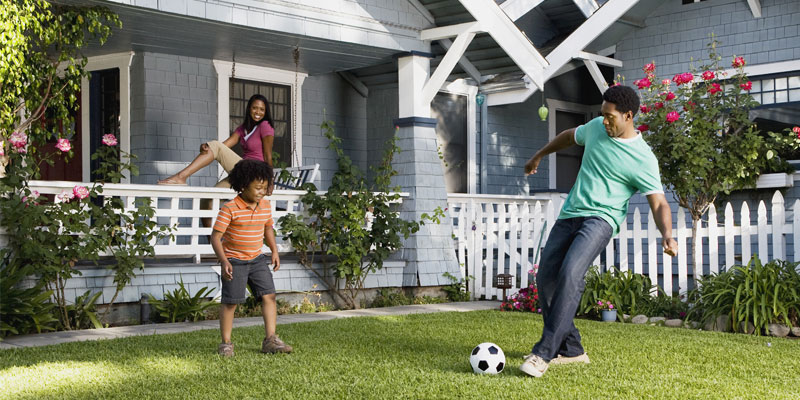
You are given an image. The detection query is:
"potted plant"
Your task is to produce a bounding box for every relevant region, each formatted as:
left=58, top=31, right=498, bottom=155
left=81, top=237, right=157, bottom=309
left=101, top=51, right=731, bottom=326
left=595, top=300, right=617, bottom=322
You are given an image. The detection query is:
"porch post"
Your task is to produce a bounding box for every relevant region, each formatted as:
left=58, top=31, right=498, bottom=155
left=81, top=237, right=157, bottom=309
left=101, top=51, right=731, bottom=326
left=393, top=52, right=461, bottom=287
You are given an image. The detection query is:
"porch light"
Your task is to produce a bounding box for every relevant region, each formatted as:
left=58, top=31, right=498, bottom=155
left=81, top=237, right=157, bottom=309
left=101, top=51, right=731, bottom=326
left=475, top=92, right=486, bottom=106
left=538, top=87, right=548, bottom=121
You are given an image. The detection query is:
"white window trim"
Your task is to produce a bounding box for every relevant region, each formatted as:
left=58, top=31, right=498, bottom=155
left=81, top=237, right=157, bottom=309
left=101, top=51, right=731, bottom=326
left=440, top=79, right=478, bottom=194
left=212, top=60, right=307, bottom=176
left=80, top=52, right=134, bottom=183
left=545, top=99, right=597, bottom=190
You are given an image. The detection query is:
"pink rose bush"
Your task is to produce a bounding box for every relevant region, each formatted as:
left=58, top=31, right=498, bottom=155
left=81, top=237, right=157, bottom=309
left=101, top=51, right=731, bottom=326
left=73, top=185, right=90, bottom=200
left=9, top=131, right=28, bottom=153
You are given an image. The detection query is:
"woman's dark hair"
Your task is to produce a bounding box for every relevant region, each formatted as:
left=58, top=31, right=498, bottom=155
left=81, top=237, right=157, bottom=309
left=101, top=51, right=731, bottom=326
left=243, top=94, right=275, bottom=131
left=602, top=85, right=640, bottom=116
left=228, top=159, right=273, bottom=193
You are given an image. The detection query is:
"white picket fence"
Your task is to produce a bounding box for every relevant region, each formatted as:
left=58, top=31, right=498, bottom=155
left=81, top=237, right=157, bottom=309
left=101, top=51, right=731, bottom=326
left=449, top=190, right=799, bottom=300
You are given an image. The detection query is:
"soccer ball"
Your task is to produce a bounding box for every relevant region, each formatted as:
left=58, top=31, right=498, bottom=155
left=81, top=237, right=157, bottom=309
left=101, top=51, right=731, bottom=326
left=469, top=342, right=505, bottom=374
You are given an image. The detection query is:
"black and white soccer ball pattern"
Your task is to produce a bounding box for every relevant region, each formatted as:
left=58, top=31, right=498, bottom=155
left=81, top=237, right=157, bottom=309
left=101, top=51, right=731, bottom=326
left=469, top=342, right=505, bottom=374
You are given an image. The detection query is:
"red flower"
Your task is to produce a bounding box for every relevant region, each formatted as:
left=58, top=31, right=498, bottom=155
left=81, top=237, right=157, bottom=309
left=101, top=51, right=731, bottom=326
left=638, top=124, right=649, bottom=132
left=732, top=56, right=746, bottom=68
left=640, top=105, right=650, bottom=113
left=740, top=81, right=752, bottom=91
left=673, top=72, right=694, bottom=85
left=794, top=126, right=800, bottom=139
left=666, top=111, right=680, bottom=123
left=702, top=70, right=715, bottom=81
left=662, top=79, right=672, bottom=86
left=643, top=63, right=656, bottom=73
left=664, top=92, right=676, bottom=101
left=654, top=102, right=664, bottom=109
left=634, top=78, right=651, bottom=89
left=708, top=83, right=722, bottom=94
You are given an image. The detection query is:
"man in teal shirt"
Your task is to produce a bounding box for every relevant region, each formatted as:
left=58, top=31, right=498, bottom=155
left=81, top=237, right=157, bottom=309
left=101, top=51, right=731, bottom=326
left=520, top=85, right=678, bottom=378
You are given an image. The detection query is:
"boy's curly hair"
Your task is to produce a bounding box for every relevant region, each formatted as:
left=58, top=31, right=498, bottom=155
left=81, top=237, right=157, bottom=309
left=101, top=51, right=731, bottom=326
left=228, top=159, right=273, bottom=193
left=602, top=85, right=640, bottom=116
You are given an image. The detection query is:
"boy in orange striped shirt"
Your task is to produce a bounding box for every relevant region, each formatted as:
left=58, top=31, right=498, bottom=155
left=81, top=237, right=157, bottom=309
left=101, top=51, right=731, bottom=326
left=211, top=159, right=292, bottom=356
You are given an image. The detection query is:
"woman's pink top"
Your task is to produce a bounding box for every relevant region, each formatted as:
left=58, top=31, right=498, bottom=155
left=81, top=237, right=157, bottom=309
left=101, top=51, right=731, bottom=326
left=234, top=122, right=274, bottom=162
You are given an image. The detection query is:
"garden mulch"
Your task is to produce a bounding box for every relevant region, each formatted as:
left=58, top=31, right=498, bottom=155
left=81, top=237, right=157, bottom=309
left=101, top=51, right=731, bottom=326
left=0, top=301, right=499, bottom=350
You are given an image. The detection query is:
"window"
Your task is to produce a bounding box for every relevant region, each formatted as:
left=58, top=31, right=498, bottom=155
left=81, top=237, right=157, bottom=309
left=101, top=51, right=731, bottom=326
left=89, top=68, right=121, bottom=181
left=229, top=79, right=291, bottom=165
left=746, top=74, right=800, bottom=106
left=213, top=60, right=306, bottom=169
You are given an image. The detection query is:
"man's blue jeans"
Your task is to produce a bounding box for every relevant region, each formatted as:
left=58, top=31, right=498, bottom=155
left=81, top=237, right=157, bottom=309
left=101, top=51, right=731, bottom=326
left=531, top=216, right=613, bottom=361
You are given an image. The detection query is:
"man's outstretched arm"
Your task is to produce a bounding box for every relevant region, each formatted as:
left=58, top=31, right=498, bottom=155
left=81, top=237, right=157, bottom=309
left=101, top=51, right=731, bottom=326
left=647, top=193, right=678, bottom=256
left=524, top=128, right=577, bottom=175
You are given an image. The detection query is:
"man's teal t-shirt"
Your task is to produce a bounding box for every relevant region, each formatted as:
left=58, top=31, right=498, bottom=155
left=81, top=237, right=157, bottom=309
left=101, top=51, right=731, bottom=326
left=559, top=116, right=664, bottom=235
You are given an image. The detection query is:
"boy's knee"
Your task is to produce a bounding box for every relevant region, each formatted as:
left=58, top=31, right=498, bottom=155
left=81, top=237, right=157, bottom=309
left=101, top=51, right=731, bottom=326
left=262, top=293, right=276, bottom=303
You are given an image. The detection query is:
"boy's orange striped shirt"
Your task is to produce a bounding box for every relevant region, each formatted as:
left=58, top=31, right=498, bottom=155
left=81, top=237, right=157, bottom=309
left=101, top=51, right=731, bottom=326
left=213, top=196, right=273, bottom=260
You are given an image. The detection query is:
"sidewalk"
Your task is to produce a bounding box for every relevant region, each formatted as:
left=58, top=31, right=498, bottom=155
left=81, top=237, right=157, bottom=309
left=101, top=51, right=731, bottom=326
left=0, top=301, right=499, bottom=349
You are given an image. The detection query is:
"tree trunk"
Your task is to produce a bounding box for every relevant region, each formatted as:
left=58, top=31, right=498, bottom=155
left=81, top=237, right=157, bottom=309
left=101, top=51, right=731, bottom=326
left=691, top=216, right=702, bottom=291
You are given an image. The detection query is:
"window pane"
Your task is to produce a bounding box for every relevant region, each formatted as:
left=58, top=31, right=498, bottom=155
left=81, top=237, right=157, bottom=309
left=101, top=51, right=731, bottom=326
left=762, top=92, right=774, bottom=104
left=790, top=89, right=800, bottom=102
left=775, top=78, right=788, bottom=90
left=751, top=80, right=761, bottom=92
left=763, top=79, right=774, bottom=91
left=776, top=90, right=788, bottom=103
left=789, top=76, right=800, bottom=89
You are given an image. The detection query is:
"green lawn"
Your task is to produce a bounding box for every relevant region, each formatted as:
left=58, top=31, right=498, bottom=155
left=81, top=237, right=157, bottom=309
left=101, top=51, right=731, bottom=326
left=2, top=310, right=799, bottom=399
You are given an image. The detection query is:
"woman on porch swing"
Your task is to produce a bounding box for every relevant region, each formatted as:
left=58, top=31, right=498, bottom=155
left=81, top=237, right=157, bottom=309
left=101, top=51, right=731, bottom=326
left=158, top=93, right=275, bottom=195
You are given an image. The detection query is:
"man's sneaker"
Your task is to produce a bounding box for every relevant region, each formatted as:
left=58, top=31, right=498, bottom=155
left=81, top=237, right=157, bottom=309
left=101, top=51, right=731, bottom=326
left=218, top=342, right=234, bottom=357
left=262, top=334, right=293, bottom=354
left=550, top=353, right=590, bottom=365
left=519, top=353, right=549, bottom=377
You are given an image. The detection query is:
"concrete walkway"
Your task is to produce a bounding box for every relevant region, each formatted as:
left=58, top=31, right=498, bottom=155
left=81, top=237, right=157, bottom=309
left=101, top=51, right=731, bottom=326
left=0, top=301, right=499, bottom=349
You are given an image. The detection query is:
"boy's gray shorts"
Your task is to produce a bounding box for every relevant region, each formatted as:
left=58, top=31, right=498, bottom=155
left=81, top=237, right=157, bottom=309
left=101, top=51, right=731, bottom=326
left=221, top=254, right=276, bottom=304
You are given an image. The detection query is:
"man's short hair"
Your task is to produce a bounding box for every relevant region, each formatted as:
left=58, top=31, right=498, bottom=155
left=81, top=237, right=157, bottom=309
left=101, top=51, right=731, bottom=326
left=228, top=159, right=273, bottom=193
left=602, top=85, right=640, bottom=116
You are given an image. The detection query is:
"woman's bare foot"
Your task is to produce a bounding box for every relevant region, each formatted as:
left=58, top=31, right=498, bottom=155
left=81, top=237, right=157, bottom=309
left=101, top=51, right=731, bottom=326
left=157, top=176, right=188, bottom=185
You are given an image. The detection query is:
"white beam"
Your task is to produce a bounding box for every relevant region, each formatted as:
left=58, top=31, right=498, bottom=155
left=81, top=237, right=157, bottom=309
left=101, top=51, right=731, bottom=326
left=423, top=29, right=476, bottom=106
left=572, top=0, right=599, bottom=18
left=500, top=0, right=545, bottom=21
left=407, top=0, right=436, bottom=26
left=337, top=71, right=368, bottom=98
left=577, top=51, right=622, bottom=67
left=420, top=22, right=482, bottom=41
left=439, top=39, right=482, bottom=82
left=746, top=0, right=762, bottom=18
left=544, top=0, right=639, bottom=80
left=459, top=0, right=548, bottom=89
left=583, top=59, right=608, bottom=94
left=596, top=45, right=617, bottom=57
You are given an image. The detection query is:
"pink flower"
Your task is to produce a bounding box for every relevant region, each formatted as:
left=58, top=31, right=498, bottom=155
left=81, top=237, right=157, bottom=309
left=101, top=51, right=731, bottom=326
left=640, top=105, right=650, bottom=114
left=597, top=301, right=603, bottom=305
left=612, top=82, right=622, bottom=87
left=794, top=126, right=800, bottom=139
left=708, top=82, right=722, bottom=94
left=638, top=124, right=649, bottom=132
left=537, top=308, right=542, bottom=313
left=634, top=78, right=651, bottom=89
left=702, top=70, right=715, bottom=81
left=673, top=72, right=694, bottom=85
left=666, top=111, right=680, bottom=123
left=9, top=131, right=27, bottom=149
left=740, top=81, right=752, bottom=91
left=732, top=56, right=746, bottom=68
left=57, top=190, right=75, bottom=203
left=609, top=304, right=614, bottom=309
left=664, top=92, right=676, bottom=101
left=0, top=141, right=4, bottom=157
left=102, top=134, right=118, bottom=146
left=56, top=138, right=71, bottom=153
left=654, top=102, right=664, bottom=110
left=662, top=79, right=672, bottom=86
left=643, top=63, right=656, bottom=73
left=72, top=185, right=90, bottom=200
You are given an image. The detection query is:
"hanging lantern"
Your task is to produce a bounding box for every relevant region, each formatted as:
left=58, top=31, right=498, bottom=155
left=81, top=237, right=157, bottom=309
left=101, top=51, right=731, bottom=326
left=475, top=92, right=486, bottom=106
left=538, top=104, right=549, bottom=121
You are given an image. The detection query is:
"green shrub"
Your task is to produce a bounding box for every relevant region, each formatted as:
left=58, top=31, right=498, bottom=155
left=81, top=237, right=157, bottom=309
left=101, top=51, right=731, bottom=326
left=147, top=278, right=217, bottom=323
left=370, top=288, right=412, bottom=308
left=579, top=266, right=657, bottom=317
left=689, top=256, right=800, bottom=334
left=638, top=292, right=689, bottom=319
left=0, top=253, right=58, bottom=338
left=442, top=272, right=472, bottom=302
left=64, top=290, right=104, bottom=330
